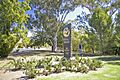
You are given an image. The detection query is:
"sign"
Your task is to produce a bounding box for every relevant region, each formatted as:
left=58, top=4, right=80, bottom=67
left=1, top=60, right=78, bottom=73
left=63, top=23, right=71, bottom=59
left=79, top=43, right=82, bottom=56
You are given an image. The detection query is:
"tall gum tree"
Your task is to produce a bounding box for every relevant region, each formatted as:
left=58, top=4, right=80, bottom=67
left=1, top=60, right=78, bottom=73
left=30, top=0, right=86, bottom=52
left=75, top=0, right=120, bottom=54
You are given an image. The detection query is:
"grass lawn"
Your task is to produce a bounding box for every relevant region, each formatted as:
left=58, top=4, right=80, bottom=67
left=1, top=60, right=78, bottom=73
left=37, top=56, right=120, bottom=80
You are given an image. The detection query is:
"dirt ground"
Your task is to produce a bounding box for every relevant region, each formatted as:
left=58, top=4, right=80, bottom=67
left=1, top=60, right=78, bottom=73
left=0, top=70, right=26, bottom=80
left=0, top=66, right=105, bottom=80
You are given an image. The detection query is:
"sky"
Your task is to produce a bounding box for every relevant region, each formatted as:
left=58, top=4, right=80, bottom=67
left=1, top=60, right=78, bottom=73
left=64, top=6, right=90, bottom=23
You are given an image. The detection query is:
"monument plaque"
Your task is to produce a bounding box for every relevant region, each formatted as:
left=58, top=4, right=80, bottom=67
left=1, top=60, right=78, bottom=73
left=63, top=23, right=71, bottom=59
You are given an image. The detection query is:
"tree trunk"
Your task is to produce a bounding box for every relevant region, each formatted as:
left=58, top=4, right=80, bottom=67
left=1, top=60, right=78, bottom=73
left=52, top=33, right=57, bottom=52
left=91, top=46, right=94, bottom=54
left=99, top=33, right=104, bottom=54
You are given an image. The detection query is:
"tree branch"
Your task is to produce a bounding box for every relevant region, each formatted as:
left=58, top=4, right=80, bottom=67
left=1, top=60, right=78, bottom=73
left=61, top=10, right=69, bottom=22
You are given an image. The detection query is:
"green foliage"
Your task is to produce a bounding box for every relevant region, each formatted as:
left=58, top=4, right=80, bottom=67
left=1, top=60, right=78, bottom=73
left=60, top=55, right=103, bottom=73
left=0, top=34, right=18, bottom=58
left=55, top=56, right=60, bottom=61
left=29, top=0, right=83, bottom=51
left=89, top=8, right=113, bottom=53
left=75, top=0, right=120, bottom=54
left=9, top=58, right=23, bottom=70
left=86, top=58, right=103, bottom=70
left=77, top=64, right=89, bottom=73
left=71, top=30, right=80, bottom=52
left=3, top=57, right=39, bottom=78
left=74, top=55, right=103, bottom=72
left=1, top=57, right=25, bottom=71
left=25, top=67, right=39, bottom=78
left=0, top=0, right=30, bottom=58
left=42, top=70, right=50, bottom=76
left=75, top=54, right=80, bottom=62
left=57, top=31, right=63, bottom=49
left=3, top=56, right=103, bottom=78
left=36, top=59, right=43, bottom=68
left=54, top=62, right=62, bottom=73
left=42, top=57, right=53, bottom=73
left=63, top=60, right=71, bottom=71
left=24, top=60, right=39, bottom=78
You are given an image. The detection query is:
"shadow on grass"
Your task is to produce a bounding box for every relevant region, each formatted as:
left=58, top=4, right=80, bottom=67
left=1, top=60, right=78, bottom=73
left=15, top=76, right=28, bottom=80
left=0, top=57, right=13, bottom=61
left=107, top=61, right=120, bottom=66
left=46, top=53, right=63, bottom=56
left=12, top=50, right=101, bottom=57
left=95, top=56, right=120, bottom=66
left=95, top=56, right=120, bottom=61
left=72, top=53, right=101, bottom=57
left=12, top=50, right=63, bottom=57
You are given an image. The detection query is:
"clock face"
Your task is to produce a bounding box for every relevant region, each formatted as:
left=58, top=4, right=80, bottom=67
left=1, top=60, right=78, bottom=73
left=63, top=27, right=70, bottom=37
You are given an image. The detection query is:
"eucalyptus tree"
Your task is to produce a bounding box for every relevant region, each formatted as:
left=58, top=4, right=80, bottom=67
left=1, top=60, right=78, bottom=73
left=76, top=0, right=120, bottom=54
left=30, top=0, right=86, bottom=52
left=89, top=8, right=113, bottom=53
left=0, top=0, right=30, bottom=58
left=113, top=11, right=120, bottom=54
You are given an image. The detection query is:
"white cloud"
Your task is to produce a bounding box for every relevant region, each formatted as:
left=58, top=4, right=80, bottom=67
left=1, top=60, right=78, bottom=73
left=64, top=6, right=90, bottom=23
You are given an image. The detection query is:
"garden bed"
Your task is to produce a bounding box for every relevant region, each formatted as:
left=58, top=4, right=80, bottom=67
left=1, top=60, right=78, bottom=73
left=0, top=55, right=103, bottom=79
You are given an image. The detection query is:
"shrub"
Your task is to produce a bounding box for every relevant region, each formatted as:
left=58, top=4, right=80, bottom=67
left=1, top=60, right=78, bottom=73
left=77, top=64, right=89, bottom=73
left=36, top=59, right=43, bottom=68
left=75, top=54, right=80, bottom=62
left=7, top=58, right=24, bottom=71
left=62, top=60, right=70, bottom=71
left=25, top=67, right=39, bottom=78
left=61, top=59, right=76, bottom=71
left=55, top=56, right=60, bottom=61
left=0, top=34, right=18, bottom=58
left=87, top=59, right=101, bottom=70
left=44, top=63, right=52, bottom=73
left=42, top=57, right=53, bottom=73
left=61, top=57, right=67, bottom=66
left=54, top=62, right=62, bottom=73
left=42, top=69, right=50, bottom=76
left=24, top=60, right=39, bottom=78
left=93, top=60, right=103, bottom=68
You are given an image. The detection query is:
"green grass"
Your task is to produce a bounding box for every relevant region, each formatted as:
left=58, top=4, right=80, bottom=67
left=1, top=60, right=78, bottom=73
left=37, top=56, right=120, bottom=80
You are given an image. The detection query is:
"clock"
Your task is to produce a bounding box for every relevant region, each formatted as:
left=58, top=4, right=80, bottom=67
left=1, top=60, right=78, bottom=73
left=63, top=27, right=70, bottom=37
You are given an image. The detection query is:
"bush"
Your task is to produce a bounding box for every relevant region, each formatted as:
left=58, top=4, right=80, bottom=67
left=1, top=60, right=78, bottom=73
left=61, top=58, right=72, bottom=71
left=36, top=59, right=43, bottom=68
left=42, top=70, right=50, bottom=76
left=54, top=62, right=62, bottom=73
left=10, top=58, right=24, bottom=71
left=2, top=58, right=24, bottom=71
left=55, top=56, right=60, bottom=61
left=0, top=34, right=18, bottom=58
left=25, top=68, right=39, bottom=78
left=42, top=57, right=53, bottom=73
left=77, top=64, right=89, bottom=73
left=111, top=47, right=120, bottom=55
left=24, top=60, right=39, bottom=78
left=6, top=58, right=39, bottom=78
